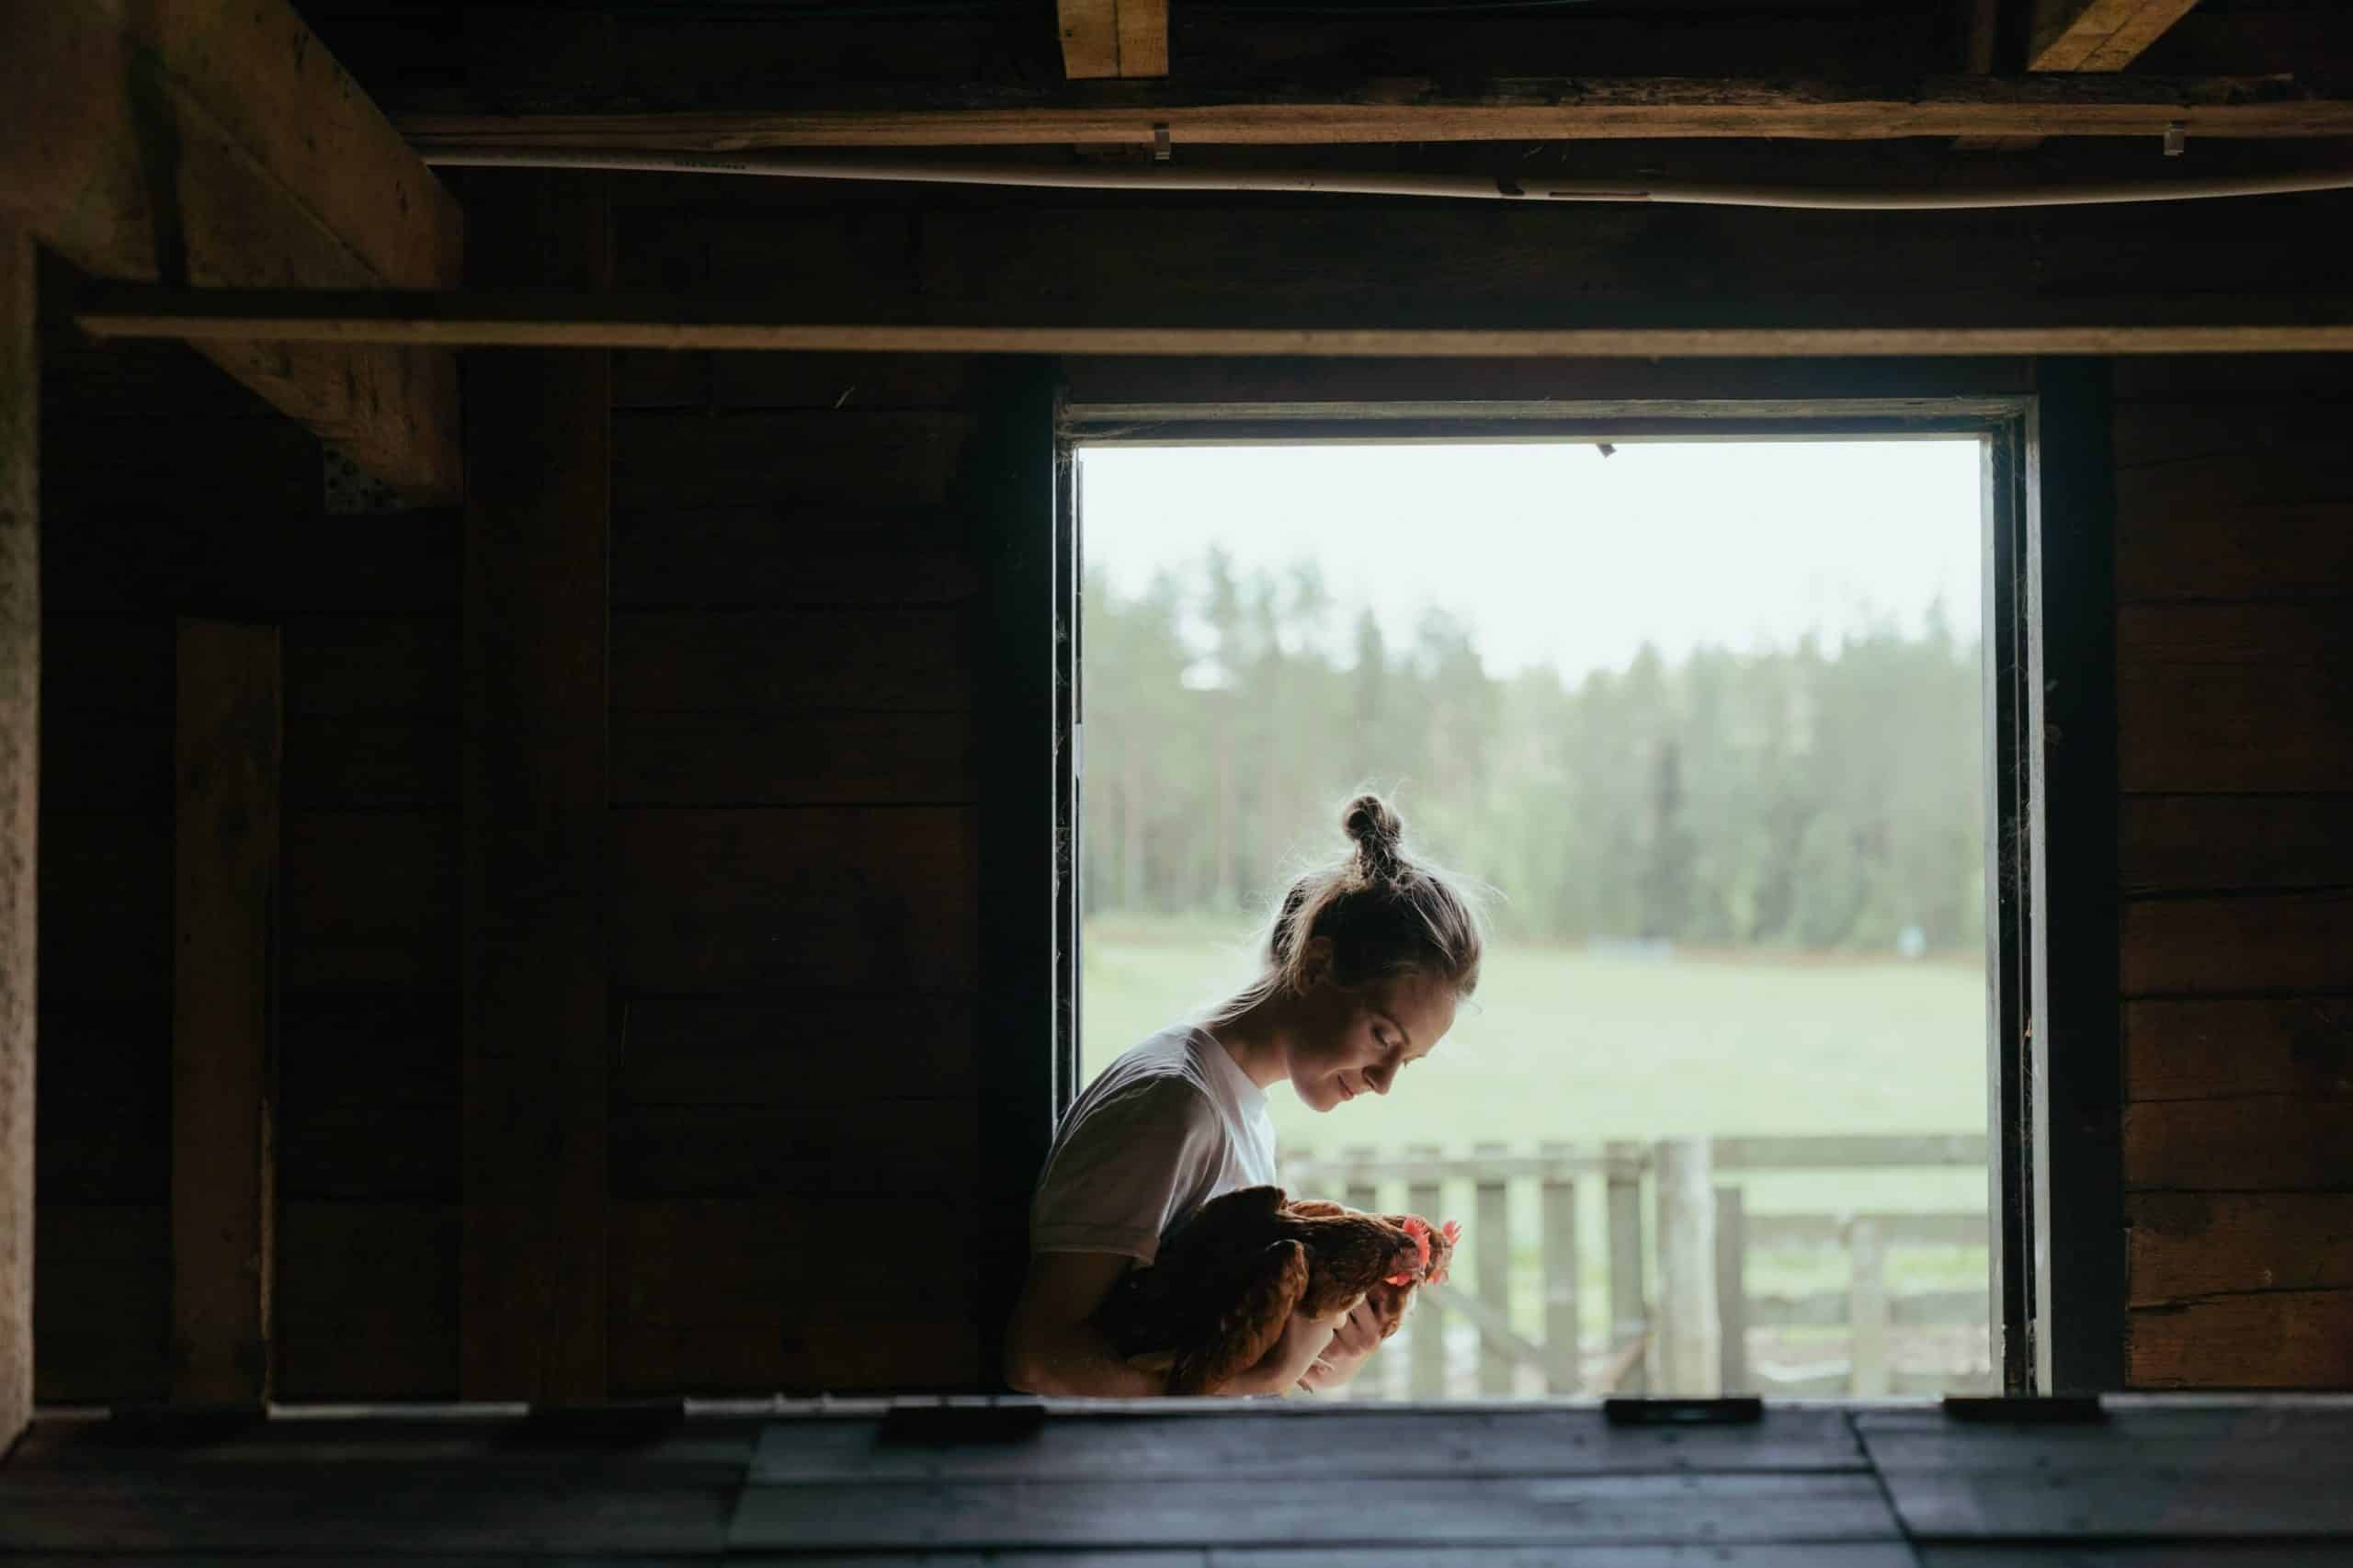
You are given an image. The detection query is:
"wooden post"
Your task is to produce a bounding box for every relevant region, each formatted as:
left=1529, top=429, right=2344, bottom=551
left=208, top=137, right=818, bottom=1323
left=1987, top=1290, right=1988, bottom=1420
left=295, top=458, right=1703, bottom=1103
left=1405, top=1142, right=1444, bottom=1399
left=1848, top=1217, right=1891, bottom=1397
left=1605, top=1141, right=1647, bottom=1394
left=0, top=223, right=36, bottom=1454
left=1473, top=1141, right=1510, bottom=1395
left=1654, top=1138, right=1721, bottom=1396
left=460, top=171, right=611, bottom=1402
left=1714, top=1184, right=1747, bottom=1395
left=172, top=620, right=281, bottom=1406
left=1540, top=1142, right=1578, bottom=1394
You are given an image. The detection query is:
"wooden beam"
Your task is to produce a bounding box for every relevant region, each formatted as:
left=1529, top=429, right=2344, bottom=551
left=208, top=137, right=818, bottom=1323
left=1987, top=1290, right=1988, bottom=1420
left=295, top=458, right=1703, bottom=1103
left=1057, top=0, right=1170, bottom=80
left=460, top=173, right=611, bottom=1403
left=394, top=74, right=2353, bottom=149
left=2032, top=0, right=2206, bottom=72
left=0, top=2, right=463, bottom=502
left=0, top=225, right=34, bottom=1458
left=64, top=286, right=2353, bottom=358
left=171, top=619, right=281, bottom=1408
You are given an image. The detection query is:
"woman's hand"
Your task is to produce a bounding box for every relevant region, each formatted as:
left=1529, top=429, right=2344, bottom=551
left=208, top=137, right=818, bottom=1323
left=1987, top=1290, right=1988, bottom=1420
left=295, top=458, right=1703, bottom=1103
left=1224, top=1299, right=1352, bottom=1396
left=1296, top=1296, right=1383, bottom=1393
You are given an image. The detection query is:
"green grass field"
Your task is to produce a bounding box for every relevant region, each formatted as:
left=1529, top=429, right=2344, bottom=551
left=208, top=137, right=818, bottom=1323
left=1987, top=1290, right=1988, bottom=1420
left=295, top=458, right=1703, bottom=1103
left=1082, top=916, right=1996, bottom=1384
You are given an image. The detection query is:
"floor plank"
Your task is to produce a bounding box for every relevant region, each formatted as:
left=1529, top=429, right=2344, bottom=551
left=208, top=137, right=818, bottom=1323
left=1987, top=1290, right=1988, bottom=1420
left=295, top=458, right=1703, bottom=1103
left=1858, top=1405, right=2353, bottom=1539
left=751, top=1406, right=1866, bottom=1483
left=729, top=1472, right=1904, bottom=1551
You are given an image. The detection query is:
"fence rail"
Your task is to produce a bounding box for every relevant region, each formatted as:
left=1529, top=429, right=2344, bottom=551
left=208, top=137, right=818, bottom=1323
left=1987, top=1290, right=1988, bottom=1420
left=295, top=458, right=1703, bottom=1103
left=1280, top=1133, right=1993, bottom=1400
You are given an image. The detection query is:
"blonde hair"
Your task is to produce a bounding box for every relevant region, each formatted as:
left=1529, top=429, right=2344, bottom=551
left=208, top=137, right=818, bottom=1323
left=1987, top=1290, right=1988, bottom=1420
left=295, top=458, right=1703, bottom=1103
left=1206, top=793, right=1484, bottom=1024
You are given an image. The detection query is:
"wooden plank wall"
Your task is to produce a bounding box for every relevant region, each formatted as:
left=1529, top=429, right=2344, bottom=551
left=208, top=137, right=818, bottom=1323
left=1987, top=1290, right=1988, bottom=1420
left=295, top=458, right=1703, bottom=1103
left=34, top=254, right=466, bottom=1403
left=602, top=184, right=984, bottom=1394
left=2114, top=355, right=2353, bottom=1389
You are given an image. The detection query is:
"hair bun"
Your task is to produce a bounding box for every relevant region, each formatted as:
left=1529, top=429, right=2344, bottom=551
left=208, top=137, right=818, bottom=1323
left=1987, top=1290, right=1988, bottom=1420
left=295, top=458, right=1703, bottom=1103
left=1342, top=793, right=1404, bottom=875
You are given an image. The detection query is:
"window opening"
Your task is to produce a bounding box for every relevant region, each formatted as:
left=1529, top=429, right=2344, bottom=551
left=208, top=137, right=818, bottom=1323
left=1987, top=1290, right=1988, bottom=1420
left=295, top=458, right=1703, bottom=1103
left=1066, top=426, right=2012, bottom=1402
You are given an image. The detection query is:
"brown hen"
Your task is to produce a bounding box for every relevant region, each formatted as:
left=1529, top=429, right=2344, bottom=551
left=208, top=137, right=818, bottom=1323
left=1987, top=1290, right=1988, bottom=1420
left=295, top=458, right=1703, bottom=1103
left=1095, top=1185, right=1460, bottom=1395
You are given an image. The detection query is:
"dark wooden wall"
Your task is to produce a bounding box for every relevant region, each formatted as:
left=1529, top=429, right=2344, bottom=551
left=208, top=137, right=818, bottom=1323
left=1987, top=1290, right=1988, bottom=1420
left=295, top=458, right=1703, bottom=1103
left=2113, top=355, right=2353, bottom=1390
left=29, top=188, right=2353, bottom=1399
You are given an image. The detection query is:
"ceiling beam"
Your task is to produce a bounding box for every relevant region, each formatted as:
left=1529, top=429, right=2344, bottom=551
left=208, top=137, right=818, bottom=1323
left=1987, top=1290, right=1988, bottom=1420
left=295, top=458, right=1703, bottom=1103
left=0, top=2, right=465, bottom=502
left=1060, top=0, right=1170, bottom=79
left=71, top=286, right=2353, bottom=358
left=395, top=74, right=2353, bottom=150
left=2031, top=0, right=2206, bottom=72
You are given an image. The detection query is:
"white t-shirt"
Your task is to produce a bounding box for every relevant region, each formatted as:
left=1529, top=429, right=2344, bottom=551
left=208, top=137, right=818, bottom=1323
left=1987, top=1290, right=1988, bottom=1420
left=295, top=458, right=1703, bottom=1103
left=1029, top=1023, right=1279, bottom=1266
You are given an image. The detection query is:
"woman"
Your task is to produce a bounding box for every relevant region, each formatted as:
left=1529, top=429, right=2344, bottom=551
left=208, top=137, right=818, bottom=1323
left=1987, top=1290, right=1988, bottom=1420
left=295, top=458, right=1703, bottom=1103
left=1006, top=794, right=1484, bottom=1396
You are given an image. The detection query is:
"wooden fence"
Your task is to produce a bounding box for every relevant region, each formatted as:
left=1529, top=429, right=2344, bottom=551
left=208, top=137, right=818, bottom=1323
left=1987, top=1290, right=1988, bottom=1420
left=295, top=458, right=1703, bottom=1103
left=1279, top=1133, right=1992, bottom=1399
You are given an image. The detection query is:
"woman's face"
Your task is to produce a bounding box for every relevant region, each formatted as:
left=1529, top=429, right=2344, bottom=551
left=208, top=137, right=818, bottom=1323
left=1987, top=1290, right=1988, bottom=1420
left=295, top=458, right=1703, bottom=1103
left=1285, top=966, right=1459, bottom=1114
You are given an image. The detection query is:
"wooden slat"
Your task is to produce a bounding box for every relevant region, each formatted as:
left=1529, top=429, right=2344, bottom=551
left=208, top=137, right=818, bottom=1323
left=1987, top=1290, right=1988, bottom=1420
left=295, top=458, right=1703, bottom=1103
left=74, top=287, right=2353, bottom=359
left=39, top=811, right=171, bottom=1002
left=1847, top=1218, right=1888, bottom=1398
left=1057, top=0, right=1120, bottom=79
left=0, top=2, right=461, bottom=499
left=615, top=996, right=978, bottom=1105
left=278, top=996, right=458, bottom=1203
left=614, top=411, right=973, bottom=512
left=460, top=170, right=611, bottom=1403
left=1473, top=1141, right=1509, bottom=1395
left=2129, top=1192, right=2353, bottom=1304
left=608, top=1199, right=978, bottom=1327
left=2125, top=997, right=2353, bottom=1102
left=2122, top=892, right=2353, bottom=996
left=2123, top=1096, right=2353, bottom=1191
left=2120, top=665, right=2353, bottom=793
left=171, top=619, right=280, bottom=1406
left=1859, top=1403, right=2353, bottom=1532
left=612, top=1100, right=976, bottom=1199
left=284, top=618, right=460, bottom=718
left=2117, top=501, right=2353, bottom=603
left=1713, top=1134, right=1987, bottom=1169
left=731, top=1472, right=1902, bottom=1551
left=281, top=811, right=458, bottom=993
left=612, top=808, right=977, bottom=994
left=1746, top=1212, right=1990, bottom=1247
left=275, top=1202, right=457, bottom=1400
left=1606, top=1140, right=1646, bottom=1394
left=614, top=710, right=974, bottom=807
left=1542, top=1151, right=1579, bottom=1395
left=1405, top=1144, right=1444, bottom=1399
left=2127, top=1292, right=2353, bottom=1388
left=613, top=609, right=973, bottom=714
left=394, top=75, right=2353, bottom=148
left=0, top=222, right=32, bottom=1451
left=611, top=507, right=978, bottom=608
left=747, top=1406, right=1867, bottom=1482
left=1714, top=1185, right=1747, bottom=1394
left=33, top=1204, right=168, bottom=1403
left=2030, top=0, right=2207, bottom=72
left=2122, top=796, right=2353, bottom=891
left=1117, top=0, right=1169, bottom=78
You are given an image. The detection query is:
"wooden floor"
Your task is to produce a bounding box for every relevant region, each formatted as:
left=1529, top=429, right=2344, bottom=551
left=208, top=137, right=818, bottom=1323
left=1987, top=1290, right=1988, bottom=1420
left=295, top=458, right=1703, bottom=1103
left=3, top=1396, right=2352, bottom=1563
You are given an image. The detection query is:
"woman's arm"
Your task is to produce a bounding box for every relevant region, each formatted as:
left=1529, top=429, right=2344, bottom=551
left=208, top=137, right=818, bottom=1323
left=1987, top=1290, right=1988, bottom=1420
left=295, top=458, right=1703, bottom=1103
left=1004, top=1251, right=1168, bottom=1396
left=1005, top=1252, right=1343, bottom=1397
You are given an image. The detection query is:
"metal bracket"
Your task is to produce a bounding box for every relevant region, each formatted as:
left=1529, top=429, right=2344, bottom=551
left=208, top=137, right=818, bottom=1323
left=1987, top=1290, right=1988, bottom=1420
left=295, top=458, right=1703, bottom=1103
left=1152, top=122, right=1173, bottom=163
left=2163, top=120, right=2187, bottom=157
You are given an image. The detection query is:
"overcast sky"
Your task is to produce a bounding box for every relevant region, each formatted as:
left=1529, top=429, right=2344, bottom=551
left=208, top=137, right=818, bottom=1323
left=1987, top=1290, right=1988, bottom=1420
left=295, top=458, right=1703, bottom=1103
left=1078, top=438, right=1985, bottom=682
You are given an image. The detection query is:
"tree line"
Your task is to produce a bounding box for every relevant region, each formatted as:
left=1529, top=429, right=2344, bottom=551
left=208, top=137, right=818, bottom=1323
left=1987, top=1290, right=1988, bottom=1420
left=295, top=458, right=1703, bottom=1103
left=1082, top=551, right=1985, bottom=955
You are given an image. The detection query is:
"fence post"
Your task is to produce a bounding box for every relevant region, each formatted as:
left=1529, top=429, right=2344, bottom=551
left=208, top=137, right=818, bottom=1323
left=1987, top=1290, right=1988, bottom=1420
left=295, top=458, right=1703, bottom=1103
left=1540, top=1142, right=1579, bottom=1395
left=1714, top=1184, right=1747, bottom=1394
left=1405, top=1142, right=1445, bottom=1399
left=1848, top=1216, right=1889, bottom=1396
left=1605, top=1141, right=1647, bottom=1394
left=1473, top=1140, right=1511, bottom=1395
left=1654, top=1138, right=1721, bottom=1396
left=1342, top=1145, right=1382, bottom=1399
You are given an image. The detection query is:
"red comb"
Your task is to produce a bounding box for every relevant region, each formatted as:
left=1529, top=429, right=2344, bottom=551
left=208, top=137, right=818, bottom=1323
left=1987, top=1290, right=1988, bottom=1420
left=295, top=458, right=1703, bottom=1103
left=1441, top=1220, right=1462, bottom=1247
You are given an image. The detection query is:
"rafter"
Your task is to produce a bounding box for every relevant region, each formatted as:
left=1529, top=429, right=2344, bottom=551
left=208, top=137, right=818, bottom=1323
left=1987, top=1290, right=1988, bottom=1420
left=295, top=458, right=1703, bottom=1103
left=2031, top=0, right=2207, bottom=72
left=1058, top=0, right=1169, bottom=78
left=396, top=74, right=2353, bottom=150
left=0, top=2, right=464, bottom=502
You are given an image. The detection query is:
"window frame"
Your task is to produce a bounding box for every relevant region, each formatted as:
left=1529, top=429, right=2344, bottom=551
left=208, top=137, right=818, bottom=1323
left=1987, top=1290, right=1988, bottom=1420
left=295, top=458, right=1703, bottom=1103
left=1016, top=382, right=2120, bottom=1398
